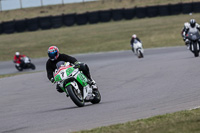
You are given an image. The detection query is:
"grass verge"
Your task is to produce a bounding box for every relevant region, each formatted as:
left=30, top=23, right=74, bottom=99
left=0, top=13, right=198, bottom=61
left=74, top=108, right=200, bottom=133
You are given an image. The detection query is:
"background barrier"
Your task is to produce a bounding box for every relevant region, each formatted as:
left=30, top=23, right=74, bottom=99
left=169, top=4, right=182, bottom=15
left=76, top=13, right=88, bottom=25
left=38, top=16, right=52, bottom=30
left=26, top=18, right=39, bottom=31
left=146, top=6, right=159, bottom=17
left=192, top=2, right=200, bottom=13
left=99, top=10, right=112, bottom=22
left=15, top=20, right=27, bottom=32
left=112, top=8, right=124, bottom=21
left=135, top=7, right=146, bottom=18
left=1, top=2, right=200, bottom=34
left=158, top=5, right=170, bottom=16
left=87, top=11, right=100, bottom=24
left=2, top=21, right=15, bottom=34
left=51, top=15, right=63, bottom=28
left=0, top=23, right=2, bottom=34
left=63, top=13, right=76, bottom=26
left=123, top=8, right=136, bottom=20
left=182, top=3, right=193, bottom=14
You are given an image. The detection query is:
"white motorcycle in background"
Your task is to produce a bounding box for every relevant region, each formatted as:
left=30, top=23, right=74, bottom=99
left=131, top=40, right=144, bottom=58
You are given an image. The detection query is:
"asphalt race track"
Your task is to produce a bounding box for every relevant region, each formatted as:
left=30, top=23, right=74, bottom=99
left=0, top=46, right=200, bottom=133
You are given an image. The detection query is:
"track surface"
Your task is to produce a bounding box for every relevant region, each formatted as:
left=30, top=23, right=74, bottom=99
left=1, top=46, right=200, bottom=133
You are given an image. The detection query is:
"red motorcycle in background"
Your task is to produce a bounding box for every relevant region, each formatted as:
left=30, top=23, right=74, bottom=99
left=14, top=52, right=36, bottom=71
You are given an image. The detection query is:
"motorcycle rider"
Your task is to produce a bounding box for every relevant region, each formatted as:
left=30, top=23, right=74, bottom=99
left=13, top=52, right=26, bottom=67
left=130, top=34, right=141, bottom=52
left=46, top=46, right=97, bottom=93
left=182, top=19, right=200, bottom=49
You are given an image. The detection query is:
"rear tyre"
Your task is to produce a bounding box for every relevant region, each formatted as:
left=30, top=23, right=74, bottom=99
left=66, top=85, right=85, bottom=107
left=91, top=89, right=101, bottom=104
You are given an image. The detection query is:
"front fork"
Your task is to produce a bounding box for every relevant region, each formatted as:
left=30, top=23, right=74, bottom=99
left=190, top=42, right=200, bottom=51
left=63, top=82, right=80, bottom=96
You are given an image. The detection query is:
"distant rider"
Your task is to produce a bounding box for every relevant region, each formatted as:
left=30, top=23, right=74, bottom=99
left=46, top=46, right=97, bottom=93
left=181, top=19, right=200, bottom=48
left=13, top=52, right=26, bottom=67
left=130, top=34, right=141, bottom=52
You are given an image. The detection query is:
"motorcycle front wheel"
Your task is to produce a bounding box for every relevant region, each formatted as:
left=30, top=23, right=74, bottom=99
left=137, top=49, right=144, bottom=58
left=15, top=65, right=23, bottom=71
left=192, top=43, right=199, bottom=57
left=66, top=85, right=85, bottom=107
left=30, top=63, right=36, bottom=70
left=139, top=50, right=144, bottom=58
left=91, top=89, right=101, bottom=104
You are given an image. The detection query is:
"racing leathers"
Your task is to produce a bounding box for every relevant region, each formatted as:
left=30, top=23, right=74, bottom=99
left=182, top=22, right=200, bottom=46
left=13, top=55, right=26, bottom=67
left=130, top=37, right=141, bottom=52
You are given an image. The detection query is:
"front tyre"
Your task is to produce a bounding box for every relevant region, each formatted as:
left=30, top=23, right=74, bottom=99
left=66, top=85, right=85, bottom=107
left=30, top=63, right=36, bottom=70
left=193, top=43, right=199, bottom=57
left=139, top=50, right=144, bottom=58
left=15, top=65, right=23, bottom=71
left=91, top=89, right=101, bottom=104
left=137, top=49, right=144, bottom=58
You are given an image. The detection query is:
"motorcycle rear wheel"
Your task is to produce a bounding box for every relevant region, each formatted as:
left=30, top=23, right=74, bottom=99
left=66, top=85, right=85, bottom=107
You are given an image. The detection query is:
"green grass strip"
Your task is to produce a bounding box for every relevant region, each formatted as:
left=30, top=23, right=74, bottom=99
left=74, top=108, right=200, bottom=133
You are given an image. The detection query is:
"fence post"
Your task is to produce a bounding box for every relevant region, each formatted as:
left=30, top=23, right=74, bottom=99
left=19, top=0, right=22, bottom=9
left=41, top=0, right=43, bottom=7
left=0, top=0, right=2, bottom=11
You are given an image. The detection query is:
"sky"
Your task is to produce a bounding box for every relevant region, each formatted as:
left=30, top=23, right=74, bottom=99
left=0, top=0, right=96, bottom=11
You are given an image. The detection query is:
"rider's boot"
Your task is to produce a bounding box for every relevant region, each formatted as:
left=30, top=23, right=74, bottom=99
left=57, top=85, right=69, bottom=97
left=87, top=78, right=98, bottom=90
left=185, top=39, right=190, bottom=50
left=131, top=47, right=135, bottom=53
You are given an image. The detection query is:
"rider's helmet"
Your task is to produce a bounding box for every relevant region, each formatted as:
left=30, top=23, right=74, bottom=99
left=132, top=34, right=137, bottom=39
left=15, top=52, right=20, bottom=57
left=56, top=61, right=66, bottom=69
left=190, top=19, right=196, bottom=28
left=48, top=46, right=59, bottom=61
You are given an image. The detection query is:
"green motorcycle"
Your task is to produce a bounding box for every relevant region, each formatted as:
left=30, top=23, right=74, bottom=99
left=54, top=62, right=101, bottom=107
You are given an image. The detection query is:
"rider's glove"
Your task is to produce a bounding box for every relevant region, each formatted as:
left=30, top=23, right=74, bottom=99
left=74, top=61, right=81, bottom=68
left=50, top=77, right=55, bottom=84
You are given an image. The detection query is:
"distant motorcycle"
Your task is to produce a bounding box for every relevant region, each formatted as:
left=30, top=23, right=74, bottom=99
left=131, top=40, right=144, bottom=58
left=14, top=56, right=36, bottom=71
left=186, top=31, right=200, bottom=57
left=54, top=62, right=101, bottom=107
